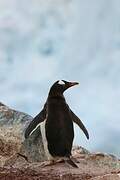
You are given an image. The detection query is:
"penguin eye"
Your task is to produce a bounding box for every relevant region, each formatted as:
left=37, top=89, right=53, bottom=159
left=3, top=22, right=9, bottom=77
left=58, top=80, right=65, bottom=85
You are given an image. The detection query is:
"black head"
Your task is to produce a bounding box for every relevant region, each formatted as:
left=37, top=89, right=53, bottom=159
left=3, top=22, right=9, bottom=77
left=49, top=80, right=79, bottom=96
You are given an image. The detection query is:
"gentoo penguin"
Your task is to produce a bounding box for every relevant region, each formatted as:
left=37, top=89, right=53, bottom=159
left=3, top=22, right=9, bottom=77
left=25, top=80, right=89, bottom=168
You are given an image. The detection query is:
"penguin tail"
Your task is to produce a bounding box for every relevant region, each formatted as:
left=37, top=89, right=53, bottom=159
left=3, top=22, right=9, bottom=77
left=65, top=157, right=78, bottom=168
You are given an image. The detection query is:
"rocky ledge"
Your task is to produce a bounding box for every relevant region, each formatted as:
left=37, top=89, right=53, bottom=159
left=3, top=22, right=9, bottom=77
left=0, top=102, right=120, bottom=180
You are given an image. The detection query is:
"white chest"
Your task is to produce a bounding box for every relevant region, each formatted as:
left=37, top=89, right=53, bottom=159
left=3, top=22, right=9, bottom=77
left=40, top=120, right=53, bottom=160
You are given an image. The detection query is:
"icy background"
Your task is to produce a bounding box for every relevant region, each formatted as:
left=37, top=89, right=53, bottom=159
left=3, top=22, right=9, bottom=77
left=0, top=0, right=120, bottom=156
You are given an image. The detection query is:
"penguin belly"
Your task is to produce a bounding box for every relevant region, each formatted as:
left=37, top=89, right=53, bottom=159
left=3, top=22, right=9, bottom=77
left=45, top=112, right=74, bottom=158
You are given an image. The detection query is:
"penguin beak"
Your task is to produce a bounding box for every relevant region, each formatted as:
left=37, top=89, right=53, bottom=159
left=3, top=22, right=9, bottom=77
left=68, top=82, right=79, bottom=88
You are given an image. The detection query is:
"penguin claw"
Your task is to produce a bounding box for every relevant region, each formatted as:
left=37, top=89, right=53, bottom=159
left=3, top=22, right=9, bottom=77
left=40, top=160, right=55, bottom=167
left=56, top=158, right=65, bottom=163
left=40, top=158, right=67, bottom=167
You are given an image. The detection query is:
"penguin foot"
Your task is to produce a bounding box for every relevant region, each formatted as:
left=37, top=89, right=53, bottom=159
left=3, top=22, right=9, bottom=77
left=40, top=160, right=56, bottom=167
left=40, top=158, right=65, bottom=167
left=54, top=157, right=78, bottom=168
left=40, top=157, right=78, bottom=168
left=56, top=158, right=65, bottom=163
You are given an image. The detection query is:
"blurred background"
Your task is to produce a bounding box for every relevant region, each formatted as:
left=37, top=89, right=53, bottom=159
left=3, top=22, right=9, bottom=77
left=0, top=0, right=120, bottom=156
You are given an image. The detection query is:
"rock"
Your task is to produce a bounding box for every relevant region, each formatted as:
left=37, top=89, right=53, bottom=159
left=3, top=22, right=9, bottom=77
left=0, top=102, right=120, bottom=179
left=91, top=173, right=120, bottom=180
left=0, top=149, right=120, bottom=180
left=0, top=102, right=46, bottom=167
left=72, top=146, right=90, bottom=155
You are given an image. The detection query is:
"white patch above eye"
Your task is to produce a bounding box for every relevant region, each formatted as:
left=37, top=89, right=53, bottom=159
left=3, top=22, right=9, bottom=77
left=58, top=80, right=65, bottom=85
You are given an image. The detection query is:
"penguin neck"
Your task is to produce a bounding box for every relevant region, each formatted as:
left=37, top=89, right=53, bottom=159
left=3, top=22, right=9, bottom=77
left=48, top=91, right=65, bottom=100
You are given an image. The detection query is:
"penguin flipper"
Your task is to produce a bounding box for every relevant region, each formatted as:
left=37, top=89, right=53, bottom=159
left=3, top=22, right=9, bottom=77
left=24, top=103, right=47, bottom=139
left=70, top=110, right=89, bottom=140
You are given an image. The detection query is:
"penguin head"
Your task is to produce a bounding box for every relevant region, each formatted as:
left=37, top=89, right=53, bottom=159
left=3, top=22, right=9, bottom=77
left=49, top=80, right=79, bottom=96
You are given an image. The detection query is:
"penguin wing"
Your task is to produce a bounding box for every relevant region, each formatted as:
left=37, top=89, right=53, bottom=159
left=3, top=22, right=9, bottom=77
left=24, top=103, right=47, bottom=138
left=70, top=110, right=89, bottom=139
